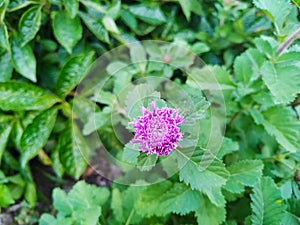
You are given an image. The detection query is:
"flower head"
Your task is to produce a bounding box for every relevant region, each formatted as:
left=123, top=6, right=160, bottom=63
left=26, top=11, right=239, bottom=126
left=131, top=101, right=184, bottom=156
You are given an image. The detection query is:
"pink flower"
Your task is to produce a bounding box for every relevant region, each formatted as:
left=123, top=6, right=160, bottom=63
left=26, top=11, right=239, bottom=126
left=131, top=102, right=184, bottom=156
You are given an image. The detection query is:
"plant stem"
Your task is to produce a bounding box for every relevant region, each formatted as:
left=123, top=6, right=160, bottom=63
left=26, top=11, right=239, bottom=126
left=277, top=26, right=300, bottom=55
left=125, top=208, right=135, bottom=225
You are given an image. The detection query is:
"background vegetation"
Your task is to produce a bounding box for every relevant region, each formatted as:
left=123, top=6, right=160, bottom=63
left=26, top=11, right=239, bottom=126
left=0, top=0, right=300, bottom=224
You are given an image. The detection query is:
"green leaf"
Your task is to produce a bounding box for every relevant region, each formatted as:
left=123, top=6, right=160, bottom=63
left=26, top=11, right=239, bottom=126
left=261, top=60, right=300, bottom=104
left=195, top=195, right=226, bottom=225
left=188, top=66, right=236, bottom=90
left=56, top=51, right=94, bottom=98
left=24, top=181, right=37, bottom=206
left=49, top=181, right=109, bottom=225
left=82, top=111, right=110, bottom=135
left=120, top=9, right=137, bottom=31
left=253, top=0, right=290, bottom=33
left=130, top=42, right=147, bottom=73
left=7, top=0, right=36, bottom=12
left=78, top=11, right=110, bottom=44
left=128, top=4, right=166, bottom=25
left=250, top=177, right=285, bottom=225
left=0, top=0, right=8, bottom=22
left=52, top=11, right=82, bottom=54
left=102, top=15, right=119, bottom=34
left=63, top=0, right=78, bottom=18
left=0, top=81, right=60, bottom=111
left=0, top=184, right=15, bottom=207
left=137, top=153, right=157, bottom=171
left=234, top=48, right=265, bottom=85
left=282, top=212, right=300, bottom=225
left=68, top=181, right=110, bottom=209
left=250, top=107, right=300, bottom=152
left=79, top=0, right=105, bottom=13
left=39, top=214, right=73, bottom=225
left=176, top=148, right=229, bottom=206
left=0, top=122, right=12, bottom=164
left=51, top=146, right=64, bottom=178
left=18, top=6, right=41, bottom=45
left=122, top=142, right=140, bottom=164
left=111, top=188, right=125, bottom=223
left=57, top=121, right=89, bottom=179
left=0, top=23, right=9, bottom=49
left=20, top=107, right=58, bottom=167
left=0, top=50, right=13, bottom=82
left=216, top=137, right=239, bottom=159
left=224, top=160, right=264, bottom=193
left=10, top=31, right=36, bottom=82
left=179, top=0, right=203, bottom=21
left=53, top=188, right=73, bottom=216
left=124, top=83, right=161, bottom=119
left=135, top=181, right=201, bottom=217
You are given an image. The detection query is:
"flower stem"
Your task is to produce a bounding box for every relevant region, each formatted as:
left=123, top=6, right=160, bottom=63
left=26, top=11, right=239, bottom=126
left=277, top=25, right=300, bottom=55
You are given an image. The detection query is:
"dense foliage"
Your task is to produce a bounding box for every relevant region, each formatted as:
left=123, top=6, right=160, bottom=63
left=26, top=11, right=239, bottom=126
left=0, top=0, right=300, bottom=224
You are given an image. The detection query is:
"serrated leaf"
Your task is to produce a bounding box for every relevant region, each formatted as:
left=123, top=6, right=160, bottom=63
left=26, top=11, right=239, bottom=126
left=253, top=0, right=290, bottom=33
left=0, top=81, right=60, bottom=111
left=122, top=142, right=140, bottom=164
left=56, top=51, right=94, bottom=98
left=250, top=177, right=285, bottom=225
left=188, top=66, right=236, bottom=90
left=50, top=181, right=109, bottom=225
left=0, top=123, right=12, bottom=164
left=52, top=11, right=82, bottom=54
left=20, top=107, right=58, bottom=167
left=18, top=6, right=41, bottom=45
left=78, top=11, right=110, bottom=44
left=68, top=181, right=109, bottom=209
left=57, top=121, right=89, bottom=179
left=137, top=153, right=157, bottom=171
left=118, top=185, right=144, bottom=224
left=261, top=60, right=300, bottom=104
left=224, top=160, right=264, bottom=193
left=0, top=50, right=13, bottom=81
left=124, top=83, right=162, bottom=119
left=250, top=107, right=300, bottom=152
left=176, top=148, right=229, bottom=206
left=234, top=48, right=265, bottom=85
left=135, top=181, right=201, bottom=217
left=53, top=188, right=73, bottom=216
left=128, top=4, right=166, bottom=25
left=10, top=31, right=36, bottom=82
left=281, top=211, right=300, bottom=225
left=195, top=195, right=226, bottom=225
left=63, top=0, right=78, bottom=19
